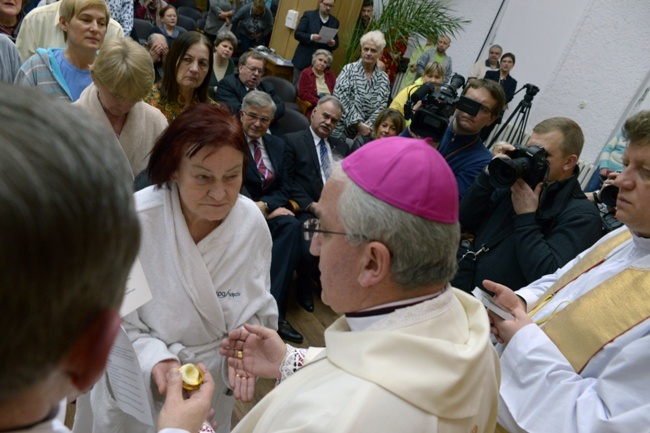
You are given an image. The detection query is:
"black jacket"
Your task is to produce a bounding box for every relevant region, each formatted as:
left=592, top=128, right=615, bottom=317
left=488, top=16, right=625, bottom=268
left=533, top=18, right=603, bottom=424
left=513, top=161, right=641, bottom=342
left=453, top=168, right=602, bottom=292
left=215, top=73, right=286, bottom=120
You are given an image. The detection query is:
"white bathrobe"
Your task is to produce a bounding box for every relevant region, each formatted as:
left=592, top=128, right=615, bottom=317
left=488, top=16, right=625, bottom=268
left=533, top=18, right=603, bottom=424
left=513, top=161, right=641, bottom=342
left=73, top=84, right=168, bottom=176
left=87, top=185, right=278, bottom=433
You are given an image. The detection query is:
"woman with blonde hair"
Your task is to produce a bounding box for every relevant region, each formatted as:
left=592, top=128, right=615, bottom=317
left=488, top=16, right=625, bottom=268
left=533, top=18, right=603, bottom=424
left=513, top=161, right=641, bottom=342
left=390, top=61, right=445, bottom=117
left=73, top=38, right=168, bottom=176
left=14, top=0, right=109, bottom=101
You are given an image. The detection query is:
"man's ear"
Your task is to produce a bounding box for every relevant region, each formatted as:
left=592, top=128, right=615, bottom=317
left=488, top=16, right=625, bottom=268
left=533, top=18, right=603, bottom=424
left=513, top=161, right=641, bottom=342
left=564, top=153, right=578, bottom=171
left=357, top=241, right=391, bottom=288
left=62, top=310, right=121, bottom=393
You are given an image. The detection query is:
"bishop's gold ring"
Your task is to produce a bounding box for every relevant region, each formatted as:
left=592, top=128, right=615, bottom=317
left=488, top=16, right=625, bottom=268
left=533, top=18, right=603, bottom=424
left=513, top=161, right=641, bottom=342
left=237, top=350, right=243, bottom=359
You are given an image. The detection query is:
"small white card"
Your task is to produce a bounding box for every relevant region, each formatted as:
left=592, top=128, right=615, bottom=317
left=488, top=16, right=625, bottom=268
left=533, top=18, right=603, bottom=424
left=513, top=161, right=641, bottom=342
left=472, top=287, right=515, bottom=320
left=119, top=258, right=153, bottom=318
left=106, top=327, right=154, bottom=426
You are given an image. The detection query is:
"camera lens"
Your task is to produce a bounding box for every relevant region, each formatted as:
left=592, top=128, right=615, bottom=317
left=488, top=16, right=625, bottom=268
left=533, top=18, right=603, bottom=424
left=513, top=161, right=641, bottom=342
left=599, top=184, right=619, bottom=207
left=488, top=157, right=531, bottom=187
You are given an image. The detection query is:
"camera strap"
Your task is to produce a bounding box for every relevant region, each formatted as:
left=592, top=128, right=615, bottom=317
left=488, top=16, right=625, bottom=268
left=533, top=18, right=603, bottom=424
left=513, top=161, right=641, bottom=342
left=437, top=136, right=480, bottom=159
left=458, top=225, right=514, bottom=264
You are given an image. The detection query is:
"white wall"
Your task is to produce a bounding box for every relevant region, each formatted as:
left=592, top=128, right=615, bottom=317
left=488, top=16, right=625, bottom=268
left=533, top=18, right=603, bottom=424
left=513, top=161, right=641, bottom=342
left=446, top=0, right=650, bottom=163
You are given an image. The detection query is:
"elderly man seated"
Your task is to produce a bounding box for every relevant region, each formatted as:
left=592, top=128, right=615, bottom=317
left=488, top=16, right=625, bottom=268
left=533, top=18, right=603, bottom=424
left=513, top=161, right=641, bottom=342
left=219, top=136, right=500, bottom=433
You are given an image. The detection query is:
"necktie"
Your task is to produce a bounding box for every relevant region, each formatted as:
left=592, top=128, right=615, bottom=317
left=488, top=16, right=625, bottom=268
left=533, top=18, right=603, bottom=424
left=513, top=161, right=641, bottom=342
left=319, top=139, right=330, bottom=180
left=252, top=140, right=274, bottom=188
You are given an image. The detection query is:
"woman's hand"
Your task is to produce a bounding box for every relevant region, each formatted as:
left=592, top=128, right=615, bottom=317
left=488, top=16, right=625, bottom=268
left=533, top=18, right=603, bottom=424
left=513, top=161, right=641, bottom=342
left=357, top=122, right=372, bottom=137
left=219, top=324, right=287, bottom=380
left=152, top=359, right=182, bottom=396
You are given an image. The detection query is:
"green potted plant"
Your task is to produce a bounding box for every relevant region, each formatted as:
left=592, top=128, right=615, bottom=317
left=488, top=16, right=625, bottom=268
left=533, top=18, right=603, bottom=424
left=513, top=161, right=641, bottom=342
left=342, top=0, right=468, bottom=66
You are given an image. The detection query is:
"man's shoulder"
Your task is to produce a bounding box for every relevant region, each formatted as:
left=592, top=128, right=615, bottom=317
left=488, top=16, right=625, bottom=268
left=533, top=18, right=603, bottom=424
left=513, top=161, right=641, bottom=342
left=217, top=74, right=243, bottom=95
left=220, top=73, right=240, bottom=87
left=24, top=1, right=59, bottom=20
left=303, top=9, right=319, bottom=18
left=264, top=133, right=287, bottom=148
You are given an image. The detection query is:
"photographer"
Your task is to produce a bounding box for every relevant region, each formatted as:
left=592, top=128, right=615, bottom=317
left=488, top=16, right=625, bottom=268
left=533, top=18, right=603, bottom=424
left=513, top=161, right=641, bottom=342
left=401, top=78, right=506, bottom=199
left=453, top=117, right=602, bottom=293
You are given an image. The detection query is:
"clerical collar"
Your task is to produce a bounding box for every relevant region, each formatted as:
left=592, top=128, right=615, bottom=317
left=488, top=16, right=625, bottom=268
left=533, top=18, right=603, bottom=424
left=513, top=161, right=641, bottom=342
left=345, top=289, right=445, bottom=332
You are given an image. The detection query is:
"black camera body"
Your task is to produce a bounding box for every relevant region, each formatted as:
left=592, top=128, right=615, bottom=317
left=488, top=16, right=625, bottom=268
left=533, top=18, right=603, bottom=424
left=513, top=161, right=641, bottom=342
left=596, top=184, right=619, bottom=207
left=407, top=73, right=470, bottom=141
left=488, top=145, right=549, bottom=188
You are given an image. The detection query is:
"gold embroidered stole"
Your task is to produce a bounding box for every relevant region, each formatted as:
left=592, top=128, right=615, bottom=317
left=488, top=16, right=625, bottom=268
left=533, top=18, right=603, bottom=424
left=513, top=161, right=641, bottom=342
left=530, top=229, right=650, bottom=373
left=495, top=230, right=647, bottom=433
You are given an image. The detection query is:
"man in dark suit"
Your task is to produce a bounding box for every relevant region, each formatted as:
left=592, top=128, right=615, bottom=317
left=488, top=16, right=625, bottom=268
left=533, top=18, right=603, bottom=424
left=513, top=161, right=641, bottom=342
left=216, top=50, right=286, bottom=122
left=283, top=95, right=351, bottom=311
left=291, top=0, right=339, bottom=86
left=240, top=90, right=303, bottom=344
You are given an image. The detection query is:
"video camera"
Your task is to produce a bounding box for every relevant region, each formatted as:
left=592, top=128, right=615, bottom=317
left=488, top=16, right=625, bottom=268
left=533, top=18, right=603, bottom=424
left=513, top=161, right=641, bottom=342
left=488, top=145, right=549, bottom=188
left=405, top=73, right=486, bottom=142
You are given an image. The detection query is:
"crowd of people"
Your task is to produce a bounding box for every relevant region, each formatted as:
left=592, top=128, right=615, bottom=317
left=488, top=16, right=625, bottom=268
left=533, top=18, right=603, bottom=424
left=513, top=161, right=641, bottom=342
left=2, top=1, right=649, bottom=433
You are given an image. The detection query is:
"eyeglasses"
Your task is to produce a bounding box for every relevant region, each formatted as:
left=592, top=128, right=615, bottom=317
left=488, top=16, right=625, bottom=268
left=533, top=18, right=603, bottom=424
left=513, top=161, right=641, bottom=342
left=242, top=111, right=272, bottom=124
left=242, top=63, right=264, bottom=75
left=321, top=2, right=334, bottom=8
left=302, top=218, right=366, bottom=241
left=478, top=104, right=495, bottom=116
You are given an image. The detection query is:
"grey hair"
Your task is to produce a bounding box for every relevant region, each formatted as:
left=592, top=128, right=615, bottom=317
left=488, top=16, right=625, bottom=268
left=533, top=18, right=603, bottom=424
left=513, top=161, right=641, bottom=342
left=0, top=84, right=140, bottom=399
left=147, top=32, right=167, bottom=46
left=242, top=90, right=277, bottom=116
left=360, top=30, right=386, bottom=52
left=490, top=44, right=502, bottom=52
left=331, top=162, right=460, bottom=289
left=311, top=48, right=333, bottom=65
left=215, top=30, right=238, bottom=49
left=316, top=94, right=344, bottom=113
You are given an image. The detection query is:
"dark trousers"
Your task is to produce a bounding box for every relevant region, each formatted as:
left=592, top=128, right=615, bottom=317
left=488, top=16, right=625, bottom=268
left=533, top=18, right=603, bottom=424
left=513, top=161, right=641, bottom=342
left=267, top=215, right=302, bottom=320
left=295, top=212, right=320, bottom=299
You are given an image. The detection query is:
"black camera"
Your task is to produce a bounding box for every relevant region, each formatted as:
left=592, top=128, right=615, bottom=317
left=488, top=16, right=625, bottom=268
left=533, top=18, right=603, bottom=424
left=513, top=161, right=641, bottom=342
left=406, top=73, right=475, bottom=142
left=488, top=145, right=549, bottom=188
left=596, top=184, right=619, bottom=207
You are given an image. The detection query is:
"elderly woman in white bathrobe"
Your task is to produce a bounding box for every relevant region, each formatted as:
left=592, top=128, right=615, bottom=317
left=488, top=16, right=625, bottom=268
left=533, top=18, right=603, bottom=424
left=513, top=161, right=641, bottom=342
left=88, top=103, right=279, bottom=433
left=73, top=38, right=168, bottom=177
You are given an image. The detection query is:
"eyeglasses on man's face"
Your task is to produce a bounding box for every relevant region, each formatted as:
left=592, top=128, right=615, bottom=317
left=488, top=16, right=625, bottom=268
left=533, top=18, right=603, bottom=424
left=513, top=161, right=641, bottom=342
left=242, top=111, right=272, bottom=124
left=302, top=218, right=366, bottom=241
left=242, top=63, right=264, bottom=75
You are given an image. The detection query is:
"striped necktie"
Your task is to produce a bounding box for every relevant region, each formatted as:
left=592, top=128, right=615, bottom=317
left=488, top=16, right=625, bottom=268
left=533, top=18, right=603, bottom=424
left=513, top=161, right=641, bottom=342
left=319, top=139, right=330, bottom=180
left=252, top=139, right=274, bottom=188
